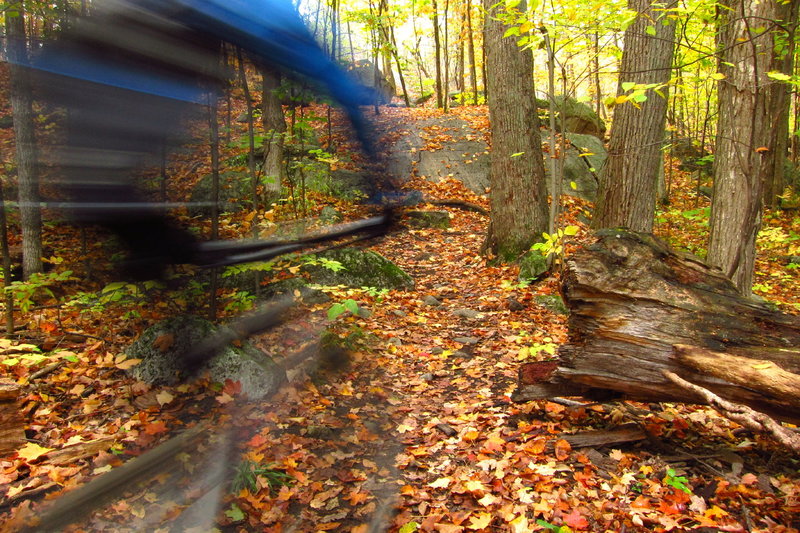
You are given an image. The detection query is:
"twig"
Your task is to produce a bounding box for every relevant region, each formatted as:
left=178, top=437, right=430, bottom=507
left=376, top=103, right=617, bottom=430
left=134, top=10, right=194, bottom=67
left=29, top=361, right=64, bottom=380
left=662, top=371, right=800, bottom=452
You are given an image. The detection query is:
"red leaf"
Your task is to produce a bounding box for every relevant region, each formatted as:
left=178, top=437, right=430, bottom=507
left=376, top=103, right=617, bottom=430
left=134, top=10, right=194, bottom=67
left=143, top=420, right=168, bottom=435
left=563, top=508, right=589, bottom=530
left=223, top=379, right=242, bottom=396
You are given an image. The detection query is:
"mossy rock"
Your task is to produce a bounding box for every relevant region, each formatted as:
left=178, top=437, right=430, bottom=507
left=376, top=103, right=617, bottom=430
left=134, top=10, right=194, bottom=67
left=126, top=315, right=286, bottom=399
left=189, top=171, right=253, bottom=217
left=534, top=294, right=569, bottom=315
left=320, top=205, right=343, bottom=224
left=536, top=95, right=606, bottom=139
left=406, top=210, right=451, bottom=229
left=518, top=250, right=549, bottom=281
left=303, top=248, right=414, bottom=290
left=329, top=169, right=374, bottom=199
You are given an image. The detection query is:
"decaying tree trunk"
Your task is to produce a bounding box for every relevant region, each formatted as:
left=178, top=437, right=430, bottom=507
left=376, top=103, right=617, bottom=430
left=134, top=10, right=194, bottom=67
left=1, top=379, right=25, bottom=455
left=514, top=229, right=800, bottom=423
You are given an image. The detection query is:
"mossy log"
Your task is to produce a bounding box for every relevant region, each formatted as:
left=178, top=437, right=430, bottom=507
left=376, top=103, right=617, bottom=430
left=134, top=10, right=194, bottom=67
left=513, top=229, right=800, bottom=423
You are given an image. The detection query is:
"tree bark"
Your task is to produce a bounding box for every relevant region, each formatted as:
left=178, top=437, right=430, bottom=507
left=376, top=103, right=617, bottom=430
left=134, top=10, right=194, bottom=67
left=261, top=67, right=286, bottom=203
left=465, top=0, right=479, bottom=104
left=482, top=0, right=548, bottom=261
left=0, top=379, right=25, bottom=456
left=514, top=229, right=800, bottom=423
left=760, top=0, right=798, bottom=208
left=0, top=178, right=14, bottom=336
left=707, top=0, right=778, bottom=295
left=672, top=345, right=800, bottom=413
left=592, top=0, right=675, bottom=233
left=432, top=0, right=444, bottom=109
left=236, top=49, right=257, bottom=209
left=6, top=2, right=43, bottom=279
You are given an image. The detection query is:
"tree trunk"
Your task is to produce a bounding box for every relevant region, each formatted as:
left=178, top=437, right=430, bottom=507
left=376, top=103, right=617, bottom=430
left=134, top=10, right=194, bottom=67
left=432, top=0, right=444, bottom=109
left=707, top=0, right=778, bottom=295
left=592, top=0, right=675, bottom=233
left=0, top=178, right=14, bottom=336
left=482, top=0, right=548, bottom=261
left=465, top=0, right=479, bottom=104
left=236, top=49, right=257, bottom=210
left=6, top=2, right=43, bottom=279
left=514, top=229, right=800, bottom=423
left=261, top=67, right=286, bottom=203
left=208, top=93, right=220, bottom=321
left=760, top=0, right=798, bottom=208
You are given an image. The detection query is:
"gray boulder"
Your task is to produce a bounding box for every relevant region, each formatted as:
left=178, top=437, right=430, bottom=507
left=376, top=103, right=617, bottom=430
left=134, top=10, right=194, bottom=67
left=537, top=95, right=607, bottom=139
left=303, top=248, right=414, bottom=290
left=385, top=115, right=489, bottom=194
left=126, top=315, right=286, bottom=399
left=546, top=133, right=607, bottom=202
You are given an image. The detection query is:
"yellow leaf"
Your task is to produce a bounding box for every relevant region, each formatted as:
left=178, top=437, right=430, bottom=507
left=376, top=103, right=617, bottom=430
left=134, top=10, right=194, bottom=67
left=615, top=95, right=628, bottom=104
left=467, top=512, right=492, bottom=530
left=711, top=72, right=726, bottom=80
left=428, top=477, right=452, bottom=489
left=705, top=505, right=729, bottom=518
left=115, top=358, right=141, bottom=370
left=464, top=480, right=486, bottom=493
left=477, top=493, right=499, bottom=507
left=6, top=484, right=25, bottom=498
left=508, top=515, right=529, bottom=533
left=17, top=442, right=53, bottom=462
left=751, top=362, right=773, bottom=370
left=156, top=390, right=174, bottom=406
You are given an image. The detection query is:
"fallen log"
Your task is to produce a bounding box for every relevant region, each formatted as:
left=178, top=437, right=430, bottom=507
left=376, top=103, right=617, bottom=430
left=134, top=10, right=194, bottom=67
left=513, top=229, right=800, bottom=423
left=0, top=378, right=26, bottom=456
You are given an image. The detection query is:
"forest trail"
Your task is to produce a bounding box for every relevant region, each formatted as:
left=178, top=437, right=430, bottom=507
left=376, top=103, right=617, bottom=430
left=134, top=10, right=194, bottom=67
left=3, top=106, right=799, bottom=532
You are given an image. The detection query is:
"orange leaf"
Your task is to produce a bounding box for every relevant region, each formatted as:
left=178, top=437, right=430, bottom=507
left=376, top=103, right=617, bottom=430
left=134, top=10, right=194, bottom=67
left=152, top=333, right=175, bottom=353
left=345, top=490, right=370, bottom=505
left=434, top=524, right=464, bottom=533
left=143, top=420, right=168, bottom=435
left=554, top=439, right=571, bottom=461
left=481, top=434, right=506, bottom=454
left=246, top=434, right=269, bottom=448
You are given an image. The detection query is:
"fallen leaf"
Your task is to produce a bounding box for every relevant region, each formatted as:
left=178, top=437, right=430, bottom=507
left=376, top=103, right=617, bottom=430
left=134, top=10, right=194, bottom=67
left=143, top=420, right=168, bottom=435
left=156, top=390, right=174, bottom=406
left=563, top=508, right=589, bottom=530
left=466, top=512, right=492, bottom=530
left=477, top=493, right=499, bottom=507
left=17, top=442, right=53, bottom=463
left=152, top=333, right=175, bottom=353
left=428, top=477, right=452, bottom=489
left=554, top=439, right=571, bottom=461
